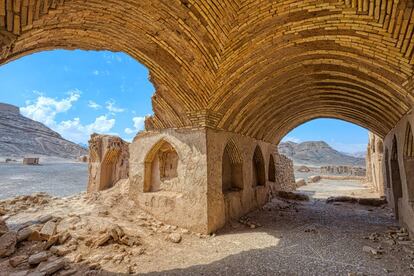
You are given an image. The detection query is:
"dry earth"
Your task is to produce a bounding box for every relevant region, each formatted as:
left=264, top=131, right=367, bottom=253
left=0, top=180, right=413, bottom=275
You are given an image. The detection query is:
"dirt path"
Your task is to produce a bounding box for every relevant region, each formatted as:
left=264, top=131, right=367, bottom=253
left=1, top=181, right=413, bottom=275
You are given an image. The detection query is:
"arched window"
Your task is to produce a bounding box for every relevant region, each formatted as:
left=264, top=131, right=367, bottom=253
left=144, top=140, right=178, bottom=192
left=268, top=154, right=276, bottom=182
left=391, top=136, right=403, bottom=216
left=404, top=123, right=414, bottom=202
left=222, top=140, right=243, bottom=193
left=252, top=146, right=266, bottom=187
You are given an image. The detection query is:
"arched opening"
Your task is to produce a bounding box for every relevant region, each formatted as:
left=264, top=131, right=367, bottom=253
left=391, top=136, right=403, bottom=217
left=404, top=123, right=414, bottom=202
left=222, top=141, right=243, bottom=193
left=144, top=140, right=179, bottom=192
left=268, top=154, right=276, bottom=182
left=101, top=150, right=120, bottom=191
left=252, top=146, right=266, bottom=187
left=0, top=49, right=150, bottom=198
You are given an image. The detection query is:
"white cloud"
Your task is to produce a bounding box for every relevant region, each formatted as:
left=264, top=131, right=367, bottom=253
left=106, top=100, right=125, bottom=113
left=125, top=116, right=146, bottom=135
left=92, top=70, right=100, bottom=76
left=21, top=91, right=116, bottom=144
left=21, top=91, right=81, bottom=126
left=56, top=116, right=115, bottom=144
left=282, top=136, right=301, bottom=143
left=88, top=100, right=101, bottom=110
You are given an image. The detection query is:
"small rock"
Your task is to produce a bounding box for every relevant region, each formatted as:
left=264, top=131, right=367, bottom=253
left=40, top=221, right=56, bottom=238
left=0, top=217, right=8, bottom=235
left=37, top=215, right=53, bottom=224
left=166, top=233, right=182, bottom=243
left=17, top=227, right=34, bottom=242
left=93, top=233, right=111, bottom=248
left=9, top=255, right=28, bottom=267
left=9, top=271, right=29, bottom=276
left=37, top=258, right=65, bottom=275
left=28, top=251, right=49, bottom=265
left=50, top=245, right=71, bottom=256
left=0, top=231, right=17, bottom=257
left=58, top=268, right=77, bottom=276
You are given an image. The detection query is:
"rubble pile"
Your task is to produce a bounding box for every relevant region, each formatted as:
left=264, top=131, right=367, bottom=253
left=326, top=196, right=387, bottom=206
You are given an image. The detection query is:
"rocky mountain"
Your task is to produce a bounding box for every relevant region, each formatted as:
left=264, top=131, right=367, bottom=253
left=278, top=141, right=365, bottom=167
left=0, top=103, right=88, bottom=159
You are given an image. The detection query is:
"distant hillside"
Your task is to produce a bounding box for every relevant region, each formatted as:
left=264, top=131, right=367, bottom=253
left=278, top=141, right=365, bottom=167
left=0, top=103, right=88, bottom=159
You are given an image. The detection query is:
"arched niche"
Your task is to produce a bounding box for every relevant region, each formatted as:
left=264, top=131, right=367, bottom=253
left=391, top=136, right=403, bottom=217
left=144, top=140, right=179, bottom=192
left=252, top=146, right=266, bottom=187
left=100, top=147, right=121, bottom=191
left=404, top=123, right=414, bottom=202
left=268, top=154, right=276, bottom=182
left=222, top=140, right=243, bottom=194
left=377, top=139, right=384, bottom=154
left=384, top=148, right=391, bottom=188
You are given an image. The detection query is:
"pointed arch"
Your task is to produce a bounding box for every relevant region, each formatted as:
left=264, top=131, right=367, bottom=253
left=403, top=123, right=414, bottom=202
left=268, top=154, right=276, bottom=182
left=252, top=146, right=266, bottom=187
left=222, top=139, right=243, bottom=193
left=391, top=136, right=403, bottom=217
left=144, top=139, right=179, bottom=192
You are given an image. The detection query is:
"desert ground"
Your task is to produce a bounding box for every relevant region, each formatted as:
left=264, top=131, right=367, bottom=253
left=1, top=167, right=413, bottom=275
left=0, top=159, right=87, bottom=200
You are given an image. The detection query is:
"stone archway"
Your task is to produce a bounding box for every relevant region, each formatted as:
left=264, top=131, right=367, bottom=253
left=268, top=154, right=276, bottom=182
left=252, top=146, right=266, bottom=187
left=144, top=140, right=179, bottom=193
left=391, top=136, right=403, bottom=217
left=404, top=123, right=414, bottom=202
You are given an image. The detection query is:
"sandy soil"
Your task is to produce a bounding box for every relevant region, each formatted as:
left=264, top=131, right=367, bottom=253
left=0, top=162, right=87, bottom=200
left=1, top=179, right=413, bottom=275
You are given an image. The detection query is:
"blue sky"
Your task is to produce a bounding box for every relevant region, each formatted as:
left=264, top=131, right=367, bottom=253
left=0, top=50, right=368, bottom=153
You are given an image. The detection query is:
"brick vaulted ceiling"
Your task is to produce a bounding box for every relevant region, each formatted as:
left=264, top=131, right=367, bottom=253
left=1, top=0, right=414, bottom=143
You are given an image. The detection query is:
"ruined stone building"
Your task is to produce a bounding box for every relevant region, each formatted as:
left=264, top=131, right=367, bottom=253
left=2, top=0, right=414, bottom=234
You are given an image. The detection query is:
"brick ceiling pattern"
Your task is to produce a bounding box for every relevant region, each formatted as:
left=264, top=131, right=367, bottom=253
left=1, top=0, right=414, bottom=143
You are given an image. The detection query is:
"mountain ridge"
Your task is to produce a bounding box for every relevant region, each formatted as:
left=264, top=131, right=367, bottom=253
left=278, top=140, right=365, bottom=167
left=0, top=103, right=88, bottom=159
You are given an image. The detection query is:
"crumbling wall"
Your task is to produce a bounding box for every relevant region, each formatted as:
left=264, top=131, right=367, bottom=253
left=366, top=132, right=385, bottom=196
left=320, top=165, right=366, bottom=177
left=274, top=153, right=296, bottom=192
left=88, top=134, right=129, bottom=193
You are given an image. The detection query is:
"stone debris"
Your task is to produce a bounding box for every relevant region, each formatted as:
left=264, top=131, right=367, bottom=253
left=326, top=196, right=387, bottom=207
left=9, top=255, right=28, bottom=267
left=295, top=178, right=306, bottom=187
left=277, top=191, right=309, bottom=201
left=37, top=258, right=65, bottom=275
left=85, top=225, right=141, bottom=248
left=0, top=217, right=8, bottom=235
left=40, top=221, right=57, bottom=238
left=166, top=233, right=182, bottom=243
left=238, top=216, right=262, bottom=229
left=363, top=245, right=384, bottom=255
left=28, top=251, right=49, bottom=265
left=307, top=175, right=321, bottom=183
left=0, top=231, right=17, bottom=257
